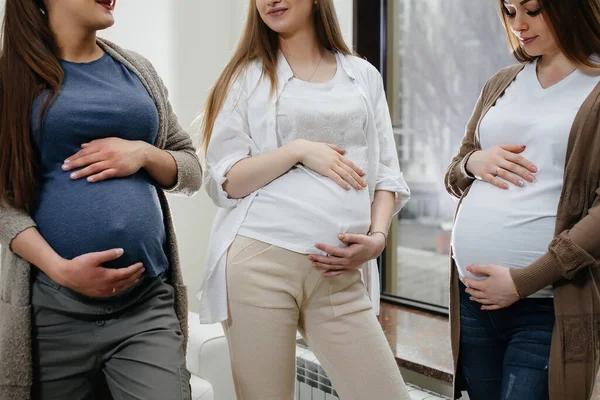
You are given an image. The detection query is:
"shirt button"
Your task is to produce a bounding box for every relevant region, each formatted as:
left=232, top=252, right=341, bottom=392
left=96, top=320, right=105, bottom=327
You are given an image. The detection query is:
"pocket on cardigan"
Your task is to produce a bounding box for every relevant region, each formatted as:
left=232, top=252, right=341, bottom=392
left=0, top=300, right=32, bottom=386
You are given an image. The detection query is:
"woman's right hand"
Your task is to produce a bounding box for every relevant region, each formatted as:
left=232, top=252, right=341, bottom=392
left=294, top=139, right=367, bottom=190
left=466, top=144, right=538, bottom=189
left=52, top=249, right=145, bottom=297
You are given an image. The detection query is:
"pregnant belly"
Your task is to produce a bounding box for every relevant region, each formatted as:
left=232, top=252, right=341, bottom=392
left=451, top=182, right=556, bottom=281
left=240, top=167, right=372, bottom=253
left=33, top=173, right=168, bottom=271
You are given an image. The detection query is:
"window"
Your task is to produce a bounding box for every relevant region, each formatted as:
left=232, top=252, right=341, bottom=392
left=381, top=0, right=515, bottom=311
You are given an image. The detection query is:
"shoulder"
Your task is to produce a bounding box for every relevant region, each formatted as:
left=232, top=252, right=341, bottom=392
left=341, top=53, right=382, bottom=81
left=96, top=37, right=161, bottom=82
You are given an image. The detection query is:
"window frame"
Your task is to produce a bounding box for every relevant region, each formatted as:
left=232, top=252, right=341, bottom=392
left=354, top=0, right=449, bottom=315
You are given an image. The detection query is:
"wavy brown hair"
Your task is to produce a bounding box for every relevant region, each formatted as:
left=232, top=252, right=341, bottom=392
left=498, top=0, right=600, bottom=67
left=0, top=0, right=63, bottom=212
left=200, top=0, right=352, bottom=152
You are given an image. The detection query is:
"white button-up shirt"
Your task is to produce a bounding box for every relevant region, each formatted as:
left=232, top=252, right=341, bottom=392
left=197, top=52, right=410, bottom=324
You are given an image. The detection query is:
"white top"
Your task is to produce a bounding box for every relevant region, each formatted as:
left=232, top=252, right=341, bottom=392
left=452, top=61, right=600, bottom=298
left=239, top=55, right=371, bottom=254
left=199, top=52, right=411, bottom=324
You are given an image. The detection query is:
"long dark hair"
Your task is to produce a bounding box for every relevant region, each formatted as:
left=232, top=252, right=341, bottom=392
left=0, top=0, right=63, bottom=212
left=498, top=0, right=600, bottom=66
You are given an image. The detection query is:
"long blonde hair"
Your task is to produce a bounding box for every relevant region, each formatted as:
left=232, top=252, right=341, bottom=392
left=201, top=0, right=352, bottom=152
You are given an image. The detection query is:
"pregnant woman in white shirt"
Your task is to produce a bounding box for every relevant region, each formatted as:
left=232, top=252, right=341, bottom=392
left=199, top=1, right=411, bottom=399
left=447, top=0, right=600, bottom=399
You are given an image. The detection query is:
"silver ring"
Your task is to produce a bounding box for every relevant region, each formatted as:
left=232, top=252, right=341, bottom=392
left=495, top=167, right=501, bottom=176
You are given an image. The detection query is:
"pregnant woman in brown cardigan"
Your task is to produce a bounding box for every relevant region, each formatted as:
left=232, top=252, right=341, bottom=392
left=445, top=0, right=600, bottom=399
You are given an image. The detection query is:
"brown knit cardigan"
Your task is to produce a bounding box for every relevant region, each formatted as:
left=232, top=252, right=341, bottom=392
left=445, top=63, right=600, bottom=400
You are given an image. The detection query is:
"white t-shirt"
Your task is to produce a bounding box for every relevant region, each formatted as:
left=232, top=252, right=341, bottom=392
left=238, top=54, right=371, bottom=254
left=452, top=61, right=600, bottom=298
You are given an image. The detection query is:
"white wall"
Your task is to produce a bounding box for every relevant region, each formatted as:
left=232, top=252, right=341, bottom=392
left=89, top=0, right=354, bottom=308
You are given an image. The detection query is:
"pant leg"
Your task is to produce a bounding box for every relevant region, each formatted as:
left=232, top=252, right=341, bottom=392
left=223, top=236, right=304, bottom=400
left=31, top=272, right=102, bottom=400
left=458, top=282, right=505, bottom=400
left=101, top=276, right=191, bottom=400
left=299, top=268, right=411, bottom=400
left=500, top=299, right=555, bottom=400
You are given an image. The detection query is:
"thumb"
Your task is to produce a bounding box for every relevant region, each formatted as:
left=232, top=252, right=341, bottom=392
left=83, top=248, right=124, bottom=266
left=499, top=144, right=526, bottom=154
left=466, top=264, right=490, bottom=275
left=327, top=144, right=346, bottom=155
left=338, top=233, right=367, bottom=244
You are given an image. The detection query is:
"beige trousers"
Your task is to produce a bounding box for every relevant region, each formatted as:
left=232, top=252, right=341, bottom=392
left=222, top=235, right=410, bottom=400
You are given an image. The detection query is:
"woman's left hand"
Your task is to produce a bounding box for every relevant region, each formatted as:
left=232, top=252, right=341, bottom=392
left=308, top=233, right=386, bottom=278
left=63, top=138, right=149, bottom=182
left=463, top=264, right=521, bottom=311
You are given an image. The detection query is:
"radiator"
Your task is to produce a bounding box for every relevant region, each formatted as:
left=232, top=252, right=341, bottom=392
left=295, top=344, right=451, bottom=400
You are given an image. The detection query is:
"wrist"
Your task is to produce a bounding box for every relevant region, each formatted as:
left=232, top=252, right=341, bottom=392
left=289, top=139, right=307, bottom=164
left=367, top=231, right=387, bottom=252
left=138, top=141, right=154, bottom=168
left=463, top=150, right=478, bottom=179
left=39, top=257, right=70, bottom=286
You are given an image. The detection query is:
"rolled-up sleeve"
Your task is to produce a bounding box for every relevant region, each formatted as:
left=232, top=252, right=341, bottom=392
left=204, top=77, right=258, bottom=209
left=370, top=70, right=411, bottom=215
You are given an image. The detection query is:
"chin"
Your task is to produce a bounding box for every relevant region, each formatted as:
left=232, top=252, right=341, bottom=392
left=92, top=16, right=116, bottom=30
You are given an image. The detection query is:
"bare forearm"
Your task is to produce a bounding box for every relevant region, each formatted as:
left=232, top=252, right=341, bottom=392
left=224, top=140, right=303, bottom=199
left=370, top=190, right=396, bottom=233
left=11, top=227, right=66, bottom=276
left=142, top=144, right=178, bottom=188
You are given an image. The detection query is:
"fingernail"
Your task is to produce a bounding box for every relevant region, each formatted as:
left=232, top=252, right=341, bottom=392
left=64, top=159, right=70, bottom=164
left=518, top=179, right=525, bottom=187
left=532, top=166, right=538, bottom=173
left=115, top=249, right=124, bottom=256
left=87, top=177, right=94, bottom=182
left=528, top=174, right=535, bottom=181
left=469, top=297, right=475, bottom=301
left=312, top=263, right=317, bottom=268
left=503, top=183, right=509, bottom=189
left=339, top=234, right=345, bottom=239
left=346, top=185, right=351, bottom=190
left=70, top=173, right=77, bottom=179
left=62, top=164, right=69, bottom=171
left=521, top=145, right=526, bottom=149
left=307, top=256, right=313, bottom=261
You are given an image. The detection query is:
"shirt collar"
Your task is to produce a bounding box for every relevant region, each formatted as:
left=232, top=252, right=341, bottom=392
left=274, top=51, right=357, bottom=101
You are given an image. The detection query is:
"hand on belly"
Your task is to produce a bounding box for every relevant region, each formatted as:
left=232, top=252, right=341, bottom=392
left=307, top=233, right=386, bottom=278
left=48, top=248, right=145, bottom=298
left=461, top=264, right=520, bottom=311
left=62, top=137, right=148, bottom=183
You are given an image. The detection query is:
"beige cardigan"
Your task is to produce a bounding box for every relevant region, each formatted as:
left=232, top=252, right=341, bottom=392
left=445, top=64, right=600, bottom=400
left=0, top=39, right=202, bottom=400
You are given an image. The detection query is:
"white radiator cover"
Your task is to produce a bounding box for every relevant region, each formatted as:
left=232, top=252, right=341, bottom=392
left=295, top=344, right=450, bottom=400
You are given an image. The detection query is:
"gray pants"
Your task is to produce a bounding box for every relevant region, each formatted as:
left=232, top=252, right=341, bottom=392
left=31, top=270, right=191, bottom=400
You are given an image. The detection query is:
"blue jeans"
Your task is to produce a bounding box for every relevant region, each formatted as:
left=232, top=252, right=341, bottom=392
left=459, top=282, right=555, bottom=400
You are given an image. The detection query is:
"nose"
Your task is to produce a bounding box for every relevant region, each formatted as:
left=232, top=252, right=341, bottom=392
left=267, top=0, right=282, bottom=5
left=511, top=12, right=528, bottom=35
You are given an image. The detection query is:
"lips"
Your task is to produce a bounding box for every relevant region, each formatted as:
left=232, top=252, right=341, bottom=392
left=519, top=36, right=538, bottom=45
left=96, top=0, right=115, bottom=11
left=267, top=7, right=288, bottom=16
